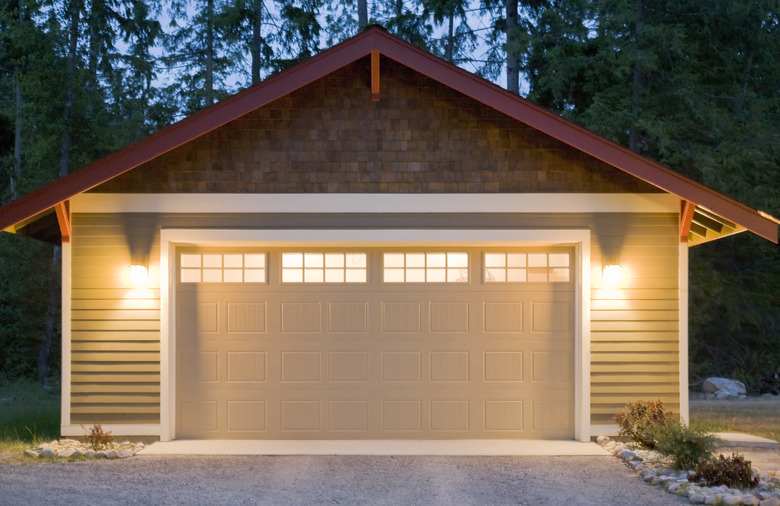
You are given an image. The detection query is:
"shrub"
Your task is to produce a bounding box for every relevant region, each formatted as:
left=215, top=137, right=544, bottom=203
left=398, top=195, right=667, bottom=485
left=82, top=423, right=113, bottom=450
left=692, top=454, right=759, bottom=489
left=653, top=419, right=720, bottom=470
left=614, top=399, right=677, bottom=449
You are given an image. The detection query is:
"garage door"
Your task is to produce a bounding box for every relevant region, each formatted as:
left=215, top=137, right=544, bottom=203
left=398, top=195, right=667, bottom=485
left=175, top=246, right=575, bottom=439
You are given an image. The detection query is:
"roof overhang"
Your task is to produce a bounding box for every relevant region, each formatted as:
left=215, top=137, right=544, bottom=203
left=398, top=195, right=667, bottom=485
left=0, top=26, right=777, bottom=246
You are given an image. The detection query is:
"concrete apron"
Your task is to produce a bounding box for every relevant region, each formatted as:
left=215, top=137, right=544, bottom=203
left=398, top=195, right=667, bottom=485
left=139, top=439, right=610, bottom=456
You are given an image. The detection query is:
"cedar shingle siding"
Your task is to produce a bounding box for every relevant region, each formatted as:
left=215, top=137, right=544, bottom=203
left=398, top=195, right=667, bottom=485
left=94, top=57, right=658, bottom=194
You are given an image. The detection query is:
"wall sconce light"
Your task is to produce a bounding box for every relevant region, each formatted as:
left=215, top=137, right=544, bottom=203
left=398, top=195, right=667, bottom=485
left=129, top=264, right=148, bottom=286
left=603, top=264, right=622, bottom=287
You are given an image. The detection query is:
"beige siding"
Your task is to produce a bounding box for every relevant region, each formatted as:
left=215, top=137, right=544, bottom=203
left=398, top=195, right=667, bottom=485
left=70, top=218, right=161, bottom=424
left=590, top=215, right=680, bottom=425
left=68, top=211, right=680, bottom=430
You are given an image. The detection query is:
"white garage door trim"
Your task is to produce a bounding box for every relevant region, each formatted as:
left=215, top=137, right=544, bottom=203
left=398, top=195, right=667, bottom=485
left=159, top=229, right=592, bottom=442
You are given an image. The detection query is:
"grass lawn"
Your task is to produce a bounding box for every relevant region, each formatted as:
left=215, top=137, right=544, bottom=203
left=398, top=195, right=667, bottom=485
left=0, top=380, right=60, bottom=464
left=689, top=398, right=780, bottom=443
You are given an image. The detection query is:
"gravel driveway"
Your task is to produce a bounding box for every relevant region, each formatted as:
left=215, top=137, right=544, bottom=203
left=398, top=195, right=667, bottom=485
left=0, top=454, right=685, bottom=505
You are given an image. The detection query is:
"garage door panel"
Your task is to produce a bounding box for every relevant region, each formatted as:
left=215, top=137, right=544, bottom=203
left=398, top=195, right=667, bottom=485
left=176, top=246, right=575, bottom=439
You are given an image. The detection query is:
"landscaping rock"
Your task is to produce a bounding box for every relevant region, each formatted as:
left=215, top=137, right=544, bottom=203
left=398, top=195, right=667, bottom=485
left=703, top=378, right=747, bottom=399
left=598, top=436, right=780, bottom=505
left=26, top=439, right=145, bottom=460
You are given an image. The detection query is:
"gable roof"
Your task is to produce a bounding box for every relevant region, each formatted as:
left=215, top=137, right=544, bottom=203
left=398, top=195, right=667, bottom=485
left=0, top=26, right=777, bottom=245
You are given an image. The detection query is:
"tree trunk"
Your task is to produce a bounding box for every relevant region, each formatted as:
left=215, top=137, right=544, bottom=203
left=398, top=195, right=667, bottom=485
left=250, top=0, right=263, bottom=84
left=505, top=0, right=519, bottom=94
left=445, top=11, right=454, bottom=62
left=206, top=0, right=214, bottom=105
left=358, top=0, right=368, bottom=29
left=39, top=247, right=61, bottom=387
left=628, top=0, right=644, bottom=153
left=11, top=75, right=22, bottom=201
left=395, top=0, right=402, bottom=17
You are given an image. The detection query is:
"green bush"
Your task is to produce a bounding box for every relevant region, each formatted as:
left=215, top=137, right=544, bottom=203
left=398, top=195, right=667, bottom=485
left=692, top=454, right=759, bottom=489
left=614, top=399, right=677, bottom=449
left=653, top=419, right=720, bottom=470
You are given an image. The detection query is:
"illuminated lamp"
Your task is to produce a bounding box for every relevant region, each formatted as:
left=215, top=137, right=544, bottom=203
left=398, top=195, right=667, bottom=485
left=129, top=264, right=148, bottom=286
left=603, top=264, right=622, bottom=287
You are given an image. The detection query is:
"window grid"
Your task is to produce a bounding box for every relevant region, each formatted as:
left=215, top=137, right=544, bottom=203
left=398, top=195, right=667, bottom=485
left=281, top=252, right=367, bottom=283
left=484, top=252, right=570, bottom=283
left=180, top=253, right=266, bottom=283
left=383, top=252, right=469, bottom=283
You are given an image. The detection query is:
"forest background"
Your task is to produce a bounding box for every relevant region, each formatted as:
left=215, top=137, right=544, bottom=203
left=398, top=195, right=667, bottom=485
left=0, top=0, right=777, bottom=392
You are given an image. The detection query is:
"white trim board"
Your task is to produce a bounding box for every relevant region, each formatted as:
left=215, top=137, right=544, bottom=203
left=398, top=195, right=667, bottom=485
left=71, top=193, right=678, bottom=214
left=159, top=228, right=592, bottom=442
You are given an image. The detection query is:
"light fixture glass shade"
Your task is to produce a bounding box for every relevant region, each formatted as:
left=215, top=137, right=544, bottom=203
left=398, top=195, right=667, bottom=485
left=603, top=264, right=622, bottom=286
left=129, top=265, right=148, bottom=286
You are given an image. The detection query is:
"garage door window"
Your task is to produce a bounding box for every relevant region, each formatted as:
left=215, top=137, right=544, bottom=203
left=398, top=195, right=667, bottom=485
left=281, top=252, right=367, bottom=283
left=383, top=252, right=469, bottom=283
left=180, top=253, right=266, bottom=283
left=484, top=252, right=570, bottom=283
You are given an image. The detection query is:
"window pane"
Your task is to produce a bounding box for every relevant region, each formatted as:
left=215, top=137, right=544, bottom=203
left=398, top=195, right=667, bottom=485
left=181, top=254, right=202, bottom=268
left=527, top=268, right=547, bottom=282
left=485, top=268, right=505, bottom=282
left=384, top=268, right=405, bottom=282
left=406, top=268, right=425, bottom=282
left=304, top=268, right=324, bottom=283
left=244, top=254, right=265, bottom=268
left=244, top=269, right=265, bottom=283
left=448, top=268, right=468, bottom=282
left=304, top=253, right=324, bottom=268
left=224, top=254, right=243, bottom=268
left=202, top=269, right=222, bottom=282
left=427, top=253, right=446, bottom=268
left=384, top=253, right=404, bottom=268
left=507, top=254, right=526, bottom=267
left=347, top=253, right=367, bottom=268
left=406, top=253, right=425, bottom=268
left=484, top=253, right=505, bottom=267
left=550, top=268, right=570, bottom=282
left=203, top=254, right=222, bottom=268
left=181, top=269, right=201, bottom=283
left=528, top=253, right=547, bottom=268
left=223, top=269, right=243, bottom=282
left=325, top=269, right=344, bottom=283
left=282, top=269, right=303, bottom=283
left=283, top=253, right=303, bottom=268
left=448, top=252, right=468, bottom=268
left=507, top=268, right=527, bottom=282
left=325, top=254, right=344, bottom=268
left=549, top=254, right=569, bottom=267
left=427, top=268, right=446, bottom=282
left=345, top=269, right=367, bottom=283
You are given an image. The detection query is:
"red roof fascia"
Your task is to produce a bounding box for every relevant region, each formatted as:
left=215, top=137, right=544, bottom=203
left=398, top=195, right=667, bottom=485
left=0, top=26, right=777, bottom=243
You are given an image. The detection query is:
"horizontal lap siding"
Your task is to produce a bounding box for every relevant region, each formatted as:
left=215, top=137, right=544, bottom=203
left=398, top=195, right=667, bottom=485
left=70, top=217, right=161, bottom=424
left=590, top=215, right=680, bottom=425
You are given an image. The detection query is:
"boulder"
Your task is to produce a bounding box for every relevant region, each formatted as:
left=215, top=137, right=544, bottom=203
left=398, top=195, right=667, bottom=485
left=703, top=378, right=746, bottom=399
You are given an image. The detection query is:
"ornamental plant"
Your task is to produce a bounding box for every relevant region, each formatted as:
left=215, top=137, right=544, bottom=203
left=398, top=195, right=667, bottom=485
left=82, top=423, right=113, bottom=450
left=652, top=419, right=720, bottom=470
left=692, top=454, right=759, bottom=489
left=614, top=399, right=676, bottom=449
